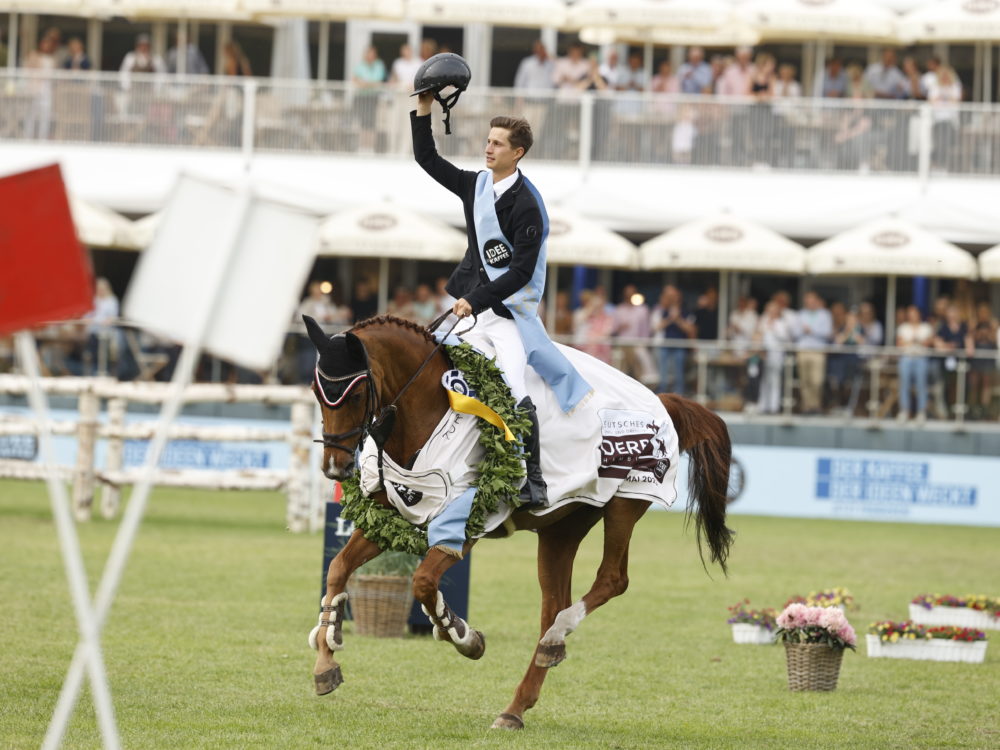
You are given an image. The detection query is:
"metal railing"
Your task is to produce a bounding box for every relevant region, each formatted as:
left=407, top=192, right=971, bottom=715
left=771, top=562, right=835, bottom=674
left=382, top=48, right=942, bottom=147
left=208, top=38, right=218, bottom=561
left=4, top=69, right=1000, bottom=179
left=3, top=321, right=998, bottom=428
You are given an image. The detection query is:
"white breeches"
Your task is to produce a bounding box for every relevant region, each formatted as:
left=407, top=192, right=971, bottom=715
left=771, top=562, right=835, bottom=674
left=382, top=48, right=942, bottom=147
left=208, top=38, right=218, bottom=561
left=460, top=309, right=529, bottom=404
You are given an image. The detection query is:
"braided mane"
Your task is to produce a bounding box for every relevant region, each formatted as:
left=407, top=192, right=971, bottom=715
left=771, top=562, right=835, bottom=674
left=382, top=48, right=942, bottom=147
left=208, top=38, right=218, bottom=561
left=351, top=314, right=437, bottom=346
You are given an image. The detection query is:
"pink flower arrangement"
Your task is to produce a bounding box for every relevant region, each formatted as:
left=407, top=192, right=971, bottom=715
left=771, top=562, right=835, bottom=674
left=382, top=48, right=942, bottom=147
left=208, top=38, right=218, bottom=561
left=775, top=603, right=857, bottom=650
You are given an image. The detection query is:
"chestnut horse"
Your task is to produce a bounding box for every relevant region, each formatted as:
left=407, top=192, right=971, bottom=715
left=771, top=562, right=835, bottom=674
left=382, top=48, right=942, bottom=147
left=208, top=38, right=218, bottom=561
left=305, top=315, right=733, bottom=730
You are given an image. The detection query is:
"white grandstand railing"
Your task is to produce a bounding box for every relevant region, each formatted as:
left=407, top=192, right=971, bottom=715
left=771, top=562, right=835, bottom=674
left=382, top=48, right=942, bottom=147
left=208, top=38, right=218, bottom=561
left=0, top=375, right=328, bottom=532
left=3, top=69, right=1000, bottom=178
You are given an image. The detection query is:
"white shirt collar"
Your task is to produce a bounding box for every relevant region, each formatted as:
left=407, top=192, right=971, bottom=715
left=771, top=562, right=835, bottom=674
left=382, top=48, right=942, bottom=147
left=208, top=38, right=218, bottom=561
left=492, top=170, right=519, bottom=201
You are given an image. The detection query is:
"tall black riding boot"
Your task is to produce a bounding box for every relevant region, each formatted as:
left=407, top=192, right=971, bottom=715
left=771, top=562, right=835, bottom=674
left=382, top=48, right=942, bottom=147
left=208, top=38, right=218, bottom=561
left=517, top=396, right=548, bottom=508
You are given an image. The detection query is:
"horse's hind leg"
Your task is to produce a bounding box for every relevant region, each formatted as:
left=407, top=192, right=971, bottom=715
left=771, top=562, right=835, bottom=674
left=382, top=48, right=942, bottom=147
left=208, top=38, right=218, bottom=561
left=311, top=529, right=381, bottom=695
left=536, top=497, right=650, bottom=666
left=492, top=507, right=602, bottom=731
left=412, top=542, right=484, bottom=659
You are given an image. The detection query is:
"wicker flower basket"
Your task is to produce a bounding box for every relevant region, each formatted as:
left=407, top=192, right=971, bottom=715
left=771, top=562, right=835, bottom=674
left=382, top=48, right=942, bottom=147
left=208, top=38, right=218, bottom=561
left=784, top=642, right=845, bottom=691
left=347, top=574, right=413, bottom=638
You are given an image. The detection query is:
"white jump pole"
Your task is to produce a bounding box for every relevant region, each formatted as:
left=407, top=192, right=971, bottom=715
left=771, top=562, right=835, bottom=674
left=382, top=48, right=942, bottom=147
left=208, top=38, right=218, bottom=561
left=16, top=332, right=121, bottom=750
left=43, top=188, right=253, bottom=750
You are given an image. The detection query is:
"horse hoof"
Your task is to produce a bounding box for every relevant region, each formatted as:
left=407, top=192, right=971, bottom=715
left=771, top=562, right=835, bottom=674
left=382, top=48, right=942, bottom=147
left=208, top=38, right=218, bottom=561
left=534, top=642, right=566, bottom=668
left=457, top=630, right=486, bottom=661
left=490, top=713, right=524, bottom=731
left=314, top=666, right=343, bottom=695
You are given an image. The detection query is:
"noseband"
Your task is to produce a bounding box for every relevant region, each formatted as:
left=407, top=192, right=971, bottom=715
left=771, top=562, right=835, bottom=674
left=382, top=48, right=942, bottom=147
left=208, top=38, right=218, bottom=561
left=313, top=312, right=474, bottom=484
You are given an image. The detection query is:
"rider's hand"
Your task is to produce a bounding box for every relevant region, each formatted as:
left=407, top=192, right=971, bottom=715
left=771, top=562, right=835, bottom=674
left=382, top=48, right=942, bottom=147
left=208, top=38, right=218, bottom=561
left=416, top=90, right=434, bottom=116
left=453, top=298, right=473, bottom=318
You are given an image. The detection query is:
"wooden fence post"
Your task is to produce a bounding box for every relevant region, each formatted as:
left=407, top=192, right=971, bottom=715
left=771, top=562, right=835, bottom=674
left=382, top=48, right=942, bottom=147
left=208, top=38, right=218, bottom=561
left=101, top=397, right=127, bottom=519
left=287, top=400, right=313, bottom=533
left=72, top=388, right=99, bottom=521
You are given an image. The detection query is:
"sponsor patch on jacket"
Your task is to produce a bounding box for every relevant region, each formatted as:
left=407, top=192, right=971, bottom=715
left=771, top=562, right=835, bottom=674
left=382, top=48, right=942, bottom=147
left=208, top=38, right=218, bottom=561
left=483, top=238, right=512, bottom=268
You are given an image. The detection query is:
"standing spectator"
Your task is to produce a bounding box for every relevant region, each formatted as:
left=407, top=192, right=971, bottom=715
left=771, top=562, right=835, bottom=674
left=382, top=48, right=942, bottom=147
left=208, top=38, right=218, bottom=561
left=120, top=34, right=166, bottom=89
left=716, top=46, right=754, bottom=97
left=84, top=278, right=120, bottom=376
left=834, top=91, right=874, bottom=170
left=896, top=305, right=934, bottom=422
left=692, top=287, right=720, bottom=341
left=351, top=277, right=379, bottom=322
left=968, top=302, right=999, bottom=419
left=389, top=43, right=422, bottom=90
left=434, top=276, right=456, bottom=316
left=651, top=59, right=679, bottom=97
left=866, top=48, right=910, bottom=169
left=845, top=62, right=872, bottom=99
left=858, top=300, right=884, bottom=348
left=618, top=52, right=646, bottom=93
left=388, top=286, right=415, bottom=320
left=920, top=55, right=942, bottom=97
left=934, top=304, right=972, bottom=416
left=821, top=58, right=848, bottom=98
left=598, top=49, right=623, bottom=89
left=755, top=300, right=793, bottom=414
left=411, top=283, right=437, bottom=326
left=677, top=46, right=713, bottom=95
left=651, top=285, right=695, bottom=394
left=62, top=37, right=91, bottom=71
left=419, top=38, right=438, bottom=63
left=773, top=63, right=802, bottom=100
left=728, top=295, right=759, bottom=354
left=865, top=48, right=908, bottom=100
left=22, top=35, right=56, bottom=139
left=796, top=291, right=833, bottom=414
left=167, top=32, right=209, bottom=75
left=613, top=284, right=656, bottom=385
left=296, top=281, right=350, bottom=382
left=927, top=66, right=963, bottom=170
left=573, top=288, right=614, bottom=365
left=353, top=45, right=385, bottom=152
left=42, top=26, right=68, bottom=68
left=826, top=302, right=861, bottom=413
left=513, top=40, right=555, bottom=94
left=553, top=42, right=590, bottom=91
left=222, top=40, right=252, bottom=76
left=901, top=56, right=924, bottom=100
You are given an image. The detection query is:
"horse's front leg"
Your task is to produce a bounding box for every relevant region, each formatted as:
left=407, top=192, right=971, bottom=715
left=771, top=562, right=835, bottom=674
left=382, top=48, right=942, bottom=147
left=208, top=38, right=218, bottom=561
left=310, top=529, right=382, bottom=695
left=412, top=543, right=485, bottom=660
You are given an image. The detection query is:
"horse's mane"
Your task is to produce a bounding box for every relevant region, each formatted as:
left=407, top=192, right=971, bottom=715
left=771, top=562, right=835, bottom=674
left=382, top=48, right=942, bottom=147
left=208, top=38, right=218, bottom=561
left=351, top=314, right=436, bottom=346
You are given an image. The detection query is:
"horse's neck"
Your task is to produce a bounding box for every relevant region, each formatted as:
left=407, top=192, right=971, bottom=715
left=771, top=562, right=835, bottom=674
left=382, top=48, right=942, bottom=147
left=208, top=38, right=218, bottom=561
left=363, top=326, right=450, bottom=461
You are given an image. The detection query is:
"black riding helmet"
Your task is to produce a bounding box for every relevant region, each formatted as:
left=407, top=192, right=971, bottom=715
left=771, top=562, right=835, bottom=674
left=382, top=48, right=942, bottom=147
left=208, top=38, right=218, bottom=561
left=411, top=52, right=471, bottom=135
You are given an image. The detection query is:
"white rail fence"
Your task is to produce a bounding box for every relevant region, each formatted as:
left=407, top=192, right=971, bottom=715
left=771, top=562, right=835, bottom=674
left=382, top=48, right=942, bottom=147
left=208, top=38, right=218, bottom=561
left=0, top=375, right=328, bottom=532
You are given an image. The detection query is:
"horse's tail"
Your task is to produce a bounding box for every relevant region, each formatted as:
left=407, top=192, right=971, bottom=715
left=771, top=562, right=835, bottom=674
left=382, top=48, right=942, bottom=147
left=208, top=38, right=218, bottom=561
left=660, top=394, right=735, bottom=576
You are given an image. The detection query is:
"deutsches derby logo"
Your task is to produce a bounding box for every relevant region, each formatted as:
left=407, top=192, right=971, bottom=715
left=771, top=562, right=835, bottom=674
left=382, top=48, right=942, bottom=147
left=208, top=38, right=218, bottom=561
left=598, top=409, right=671, bottom=483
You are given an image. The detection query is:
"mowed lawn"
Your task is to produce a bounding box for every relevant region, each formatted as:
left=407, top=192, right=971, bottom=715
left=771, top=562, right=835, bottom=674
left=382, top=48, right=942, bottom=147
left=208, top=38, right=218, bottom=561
left=1, top=478, right=998, bottom=750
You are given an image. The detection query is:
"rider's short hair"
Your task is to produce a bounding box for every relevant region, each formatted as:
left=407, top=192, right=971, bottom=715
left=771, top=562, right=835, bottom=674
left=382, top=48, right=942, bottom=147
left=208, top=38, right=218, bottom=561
left=490, top=116, right=533, bottom=160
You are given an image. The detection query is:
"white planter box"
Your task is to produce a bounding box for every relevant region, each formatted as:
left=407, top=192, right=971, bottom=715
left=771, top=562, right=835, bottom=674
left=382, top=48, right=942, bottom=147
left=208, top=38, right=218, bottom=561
left=731, top=623, right=776, bottom=644
left=909, top=604, right=1000, bottom=630
left=866, top=634, right=988, bottom=663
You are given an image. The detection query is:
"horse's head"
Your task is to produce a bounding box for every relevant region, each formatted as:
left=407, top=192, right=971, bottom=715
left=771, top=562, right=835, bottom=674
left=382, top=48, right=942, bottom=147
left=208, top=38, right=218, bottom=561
left=304, top=315, right=375, bottom=480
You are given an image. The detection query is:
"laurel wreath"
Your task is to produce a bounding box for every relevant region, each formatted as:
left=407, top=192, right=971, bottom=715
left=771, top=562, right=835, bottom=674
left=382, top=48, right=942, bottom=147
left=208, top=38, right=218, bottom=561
left=340, top=342, right=531, bottom=556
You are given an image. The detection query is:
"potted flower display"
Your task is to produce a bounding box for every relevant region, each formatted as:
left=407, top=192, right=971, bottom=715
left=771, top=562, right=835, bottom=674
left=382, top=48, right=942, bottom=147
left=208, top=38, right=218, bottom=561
left=775, top=603, right=857, bottom=691
left=347, top=550, right=420, bottom=638
left=727, top=600, right=777, bottom=644
left=909, top=594, right=1000, bottom=631
left=785, top=587, right=858, bottom=612
left=868, top=621, right=988, bottom=663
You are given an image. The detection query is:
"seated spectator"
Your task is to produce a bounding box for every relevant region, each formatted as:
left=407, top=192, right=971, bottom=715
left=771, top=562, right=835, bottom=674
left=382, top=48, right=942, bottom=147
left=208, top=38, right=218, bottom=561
left=651, top=285, right=695, bottom=394
left=514, top=40, right=555, bottom=94
left=896, top=305, right=934, bottom=422
left=822, top=58, right=848, bottom=98
left=677, top=46, right=713, bottom=95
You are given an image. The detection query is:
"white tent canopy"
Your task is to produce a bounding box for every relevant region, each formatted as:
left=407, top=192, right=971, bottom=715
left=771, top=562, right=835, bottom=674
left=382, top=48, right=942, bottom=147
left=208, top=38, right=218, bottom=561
left=119, top=211, right=161, bottom=250
left=69, top=195, right=136, bottom=249
left=317, top=202, right=464, bottom=260
left=569, top=0, right=735, bottom=30
left=806, top=217, right=978, bottom=279
left=898, top=0, right=1000, bottom=42
left=737, top=0, right=898, bottom=42
left=639, top=214, right=806, bottom=273
left=241, top=0, right=401, bottom=21
left=545, top=206, right=638, bottom=268
left=978, top=244, right=1000, bottom=281
left=407, top=0, right=566, bottom=28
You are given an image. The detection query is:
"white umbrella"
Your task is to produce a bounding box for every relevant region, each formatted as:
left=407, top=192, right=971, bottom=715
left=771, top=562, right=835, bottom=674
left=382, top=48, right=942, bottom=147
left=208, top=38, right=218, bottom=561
left=241, top=0, right=402, bottom=21
left=319, top=202, right=466, bottom=313
left=977, top=244, right=1000, bottom=281
left=737, top=0, right=898, bottom=42
left=569, top=0, right=735, bottom=30
left=641, top=214, right=806, bottom=339
left=807, top=217, right=978, bottom=344
left=407, top=0, right=566, bottom=28
left=119, top=211, right=162, bottom=250
left=542, top=206, right=637, bottom=329
left=580, top=24, right=761, bottom=47
left=99, top=0, right=248, bottom=20
left=898, top=0, right=1000, bottom=42
left=68, top=195, right=137, bottom=249
left=640, top=214, right=806, bottom=273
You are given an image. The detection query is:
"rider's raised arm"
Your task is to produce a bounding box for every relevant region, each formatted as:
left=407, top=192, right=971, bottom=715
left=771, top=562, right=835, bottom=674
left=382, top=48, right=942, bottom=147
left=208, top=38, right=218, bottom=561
left=411, top=110, right=478, bottom=199
left=464, top=204, right=543, bottom=314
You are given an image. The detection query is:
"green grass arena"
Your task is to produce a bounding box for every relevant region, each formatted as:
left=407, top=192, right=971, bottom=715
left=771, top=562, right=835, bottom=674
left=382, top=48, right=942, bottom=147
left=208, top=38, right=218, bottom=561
left=2, top=479, right=997, bottom=749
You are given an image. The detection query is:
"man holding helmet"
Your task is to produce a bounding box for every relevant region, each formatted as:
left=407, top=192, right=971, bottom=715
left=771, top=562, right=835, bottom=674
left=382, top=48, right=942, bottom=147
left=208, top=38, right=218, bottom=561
left=410, top=52, right=591, bottom=507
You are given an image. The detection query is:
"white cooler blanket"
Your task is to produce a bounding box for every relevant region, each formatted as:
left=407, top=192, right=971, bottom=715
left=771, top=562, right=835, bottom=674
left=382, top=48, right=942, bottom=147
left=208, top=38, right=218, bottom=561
left=358, top=340, right=679, bottom=534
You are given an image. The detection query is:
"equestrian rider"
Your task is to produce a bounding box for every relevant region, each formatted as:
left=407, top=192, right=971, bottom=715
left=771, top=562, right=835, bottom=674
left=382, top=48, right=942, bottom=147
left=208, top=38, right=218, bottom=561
left=410, top=53, right=592, bottom=507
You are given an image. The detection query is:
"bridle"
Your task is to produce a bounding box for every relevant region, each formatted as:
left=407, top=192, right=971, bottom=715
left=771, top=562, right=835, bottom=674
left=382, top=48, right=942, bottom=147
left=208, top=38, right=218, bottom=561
left=313, top=311, right=475, bottom=485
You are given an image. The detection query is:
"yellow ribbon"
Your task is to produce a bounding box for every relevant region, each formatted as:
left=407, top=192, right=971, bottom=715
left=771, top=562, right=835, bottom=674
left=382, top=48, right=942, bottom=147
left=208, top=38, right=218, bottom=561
left=447, top=390, right=516, bottom=442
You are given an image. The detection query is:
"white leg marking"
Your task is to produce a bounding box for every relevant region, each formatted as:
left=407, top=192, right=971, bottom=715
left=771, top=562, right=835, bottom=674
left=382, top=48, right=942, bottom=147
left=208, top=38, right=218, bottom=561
left=539, top=601, right=587, bottom=645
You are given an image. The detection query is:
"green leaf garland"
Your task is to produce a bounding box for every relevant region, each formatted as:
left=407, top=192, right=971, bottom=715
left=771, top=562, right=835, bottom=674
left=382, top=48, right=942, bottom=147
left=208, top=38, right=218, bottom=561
left=340, top=342, right=531, bottom=556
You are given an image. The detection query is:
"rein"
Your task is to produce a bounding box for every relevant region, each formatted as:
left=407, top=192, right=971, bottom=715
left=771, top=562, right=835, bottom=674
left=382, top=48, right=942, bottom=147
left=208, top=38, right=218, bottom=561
left=314, top=312, right=476, bottom=487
